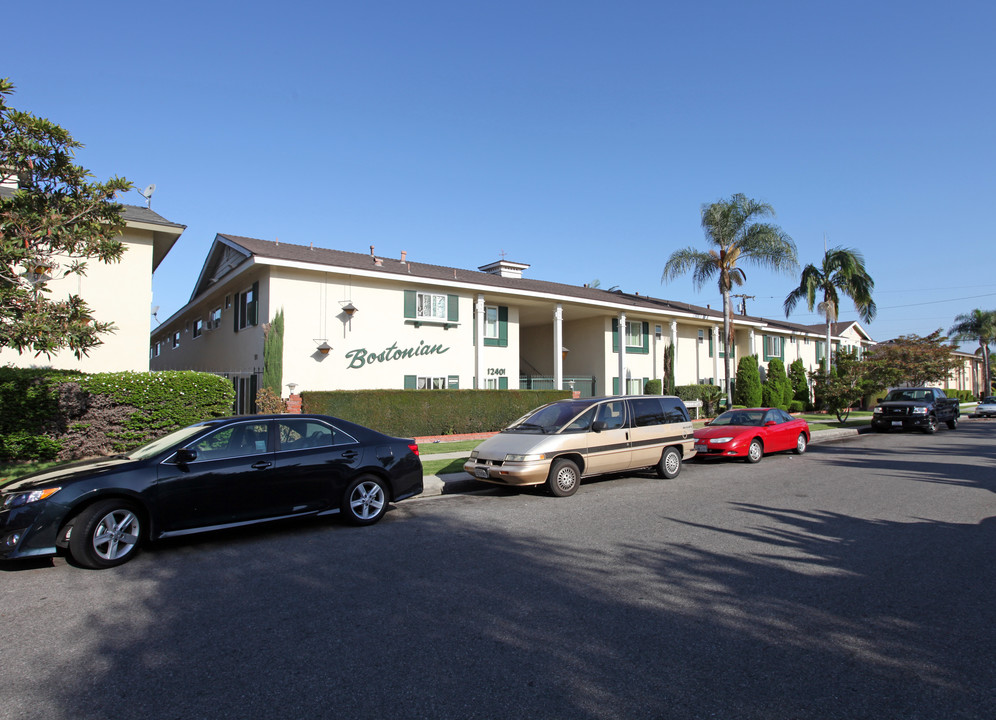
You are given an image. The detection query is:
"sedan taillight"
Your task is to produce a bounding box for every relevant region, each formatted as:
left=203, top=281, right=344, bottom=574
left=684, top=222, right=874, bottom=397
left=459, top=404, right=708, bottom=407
left=408, top=443, right=420, bottom=456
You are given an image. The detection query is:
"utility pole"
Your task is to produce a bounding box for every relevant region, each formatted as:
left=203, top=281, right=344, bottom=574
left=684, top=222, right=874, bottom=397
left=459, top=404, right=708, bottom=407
left=731, top=294, right=755, bottom=316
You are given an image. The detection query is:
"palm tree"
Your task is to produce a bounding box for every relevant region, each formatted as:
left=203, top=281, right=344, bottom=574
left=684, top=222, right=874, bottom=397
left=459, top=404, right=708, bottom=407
left=662, top=194, right=797, bottom=407
left=783, top=246, right=876, bottom=372
left=949, top=309, right=996, bottom=397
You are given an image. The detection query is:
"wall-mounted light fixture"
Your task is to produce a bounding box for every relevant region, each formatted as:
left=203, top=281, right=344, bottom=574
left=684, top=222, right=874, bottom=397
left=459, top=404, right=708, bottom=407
left=561, top=346, right=570, bottom=360
left=315, top=340, right=332, bottom=355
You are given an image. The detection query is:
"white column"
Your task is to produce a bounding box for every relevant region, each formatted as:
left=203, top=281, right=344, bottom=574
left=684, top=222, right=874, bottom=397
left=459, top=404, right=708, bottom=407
left=553, top=304, right=564, bottom=390
left=749, top=328, right=756, bottom=357
left=618, top=311, right=627, bottom=395
left=712, top=325, right=721, bottom=386
left=475, top=294, right=485, bottom=389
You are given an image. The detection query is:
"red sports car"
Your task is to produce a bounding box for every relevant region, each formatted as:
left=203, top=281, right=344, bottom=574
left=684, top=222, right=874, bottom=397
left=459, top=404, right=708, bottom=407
left=693, top=408, right=810, bottom=463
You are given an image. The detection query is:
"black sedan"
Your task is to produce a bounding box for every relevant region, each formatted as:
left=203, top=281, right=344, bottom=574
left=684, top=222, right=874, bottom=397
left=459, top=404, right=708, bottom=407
left=0, top=414, right=423, bottom=569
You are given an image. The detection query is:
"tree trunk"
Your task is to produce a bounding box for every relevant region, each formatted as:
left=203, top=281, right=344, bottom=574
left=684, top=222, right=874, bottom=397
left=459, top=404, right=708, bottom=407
left=723, top=290, right=733, bottom=407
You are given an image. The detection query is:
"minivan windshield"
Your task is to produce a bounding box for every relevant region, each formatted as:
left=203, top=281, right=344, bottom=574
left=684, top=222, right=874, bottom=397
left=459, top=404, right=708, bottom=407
left=504, top=400, right=595, bottom=434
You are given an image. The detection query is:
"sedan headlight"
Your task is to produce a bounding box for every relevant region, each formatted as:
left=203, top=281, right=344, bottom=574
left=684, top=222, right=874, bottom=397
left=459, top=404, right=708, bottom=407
left=2, top=487, right=61, bottom=510
left=505, top=453, right=547, bottom=462
left=708, top=437, right=734, bottom=444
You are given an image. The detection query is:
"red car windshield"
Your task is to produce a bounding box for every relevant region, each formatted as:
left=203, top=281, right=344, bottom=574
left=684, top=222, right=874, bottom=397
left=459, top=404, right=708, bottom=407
left=710, top=411, right=765, bottom=427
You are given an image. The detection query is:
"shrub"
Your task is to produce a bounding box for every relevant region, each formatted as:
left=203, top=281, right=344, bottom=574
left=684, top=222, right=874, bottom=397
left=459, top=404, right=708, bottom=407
left=675, top=384, right=723, bottom=416
left=733, top=355, right=762, bottom=407
left=788, top=358, right=810, bottom=406
left=0, top=368, right=235, bottom=462
left=789, top=400, right=805, bottom=413
left=762, top=358, right=792, bottom=410
left=644, top=379, right=662, bottom=395
left=303, top=389, right=571, bottom=438
left=255, top=387, right=287, bottom=414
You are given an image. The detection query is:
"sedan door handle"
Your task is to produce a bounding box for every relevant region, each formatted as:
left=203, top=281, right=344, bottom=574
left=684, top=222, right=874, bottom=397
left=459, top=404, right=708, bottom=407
left=251, top=461, right=272, bottom=470
left=340, top=451, right=359, bottom=459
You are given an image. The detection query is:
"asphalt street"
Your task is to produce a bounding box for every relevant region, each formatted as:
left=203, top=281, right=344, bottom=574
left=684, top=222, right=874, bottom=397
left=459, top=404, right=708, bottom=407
left=2, top=421, right=994, bottom=719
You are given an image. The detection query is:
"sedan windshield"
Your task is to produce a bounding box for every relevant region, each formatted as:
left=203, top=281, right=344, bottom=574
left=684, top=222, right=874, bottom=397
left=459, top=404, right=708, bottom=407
left=709, top=410, right=765, bottom=427
left=505, top=401, right=593, bottom=433
left=127, top=424, right=210, bottom=460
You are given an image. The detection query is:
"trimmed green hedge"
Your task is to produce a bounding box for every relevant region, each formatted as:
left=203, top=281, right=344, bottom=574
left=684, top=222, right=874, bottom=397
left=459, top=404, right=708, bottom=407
left=0, top=367, right=235, bottom=462
left=302, top=389, right=572, bottom=437
left=675, top=384, right=723, bottom=416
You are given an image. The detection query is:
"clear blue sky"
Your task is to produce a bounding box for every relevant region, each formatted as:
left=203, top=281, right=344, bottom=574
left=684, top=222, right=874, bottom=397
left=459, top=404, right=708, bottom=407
left=6, top=1, right=994, bottom=346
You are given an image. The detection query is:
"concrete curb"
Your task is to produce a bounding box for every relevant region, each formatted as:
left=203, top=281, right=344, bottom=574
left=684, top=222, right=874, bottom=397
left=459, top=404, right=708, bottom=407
left=416, top=425, right=873, bottom=498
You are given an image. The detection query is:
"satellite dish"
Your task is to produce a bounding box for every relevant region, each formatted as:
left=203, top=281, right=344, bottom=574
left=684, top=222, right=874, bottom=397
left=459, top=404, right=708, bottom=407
left=138, top=183, right=156, bottom=208
left=151, top=305, right=160, bottom=325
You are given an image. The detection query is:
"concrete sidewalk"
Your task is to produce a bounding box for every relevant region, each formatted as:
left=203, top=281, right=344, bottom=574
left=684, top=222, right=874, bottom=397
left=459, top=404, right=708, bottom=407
left=417, top=425, right=872, bottom=498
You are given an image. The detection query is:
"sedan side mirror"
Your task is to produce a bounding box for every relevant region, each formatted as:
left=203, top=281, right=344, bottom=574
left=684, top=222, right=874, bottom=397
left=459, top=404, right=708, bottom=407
left=174, top=447, right=198, bottom=464
left=764, top=420, right=777, bottom=427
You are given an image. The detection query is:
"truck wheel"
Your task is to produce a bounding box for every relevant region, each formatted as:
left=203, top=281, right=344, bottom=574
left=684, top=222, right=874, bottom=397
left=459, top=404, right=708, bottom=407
left=924, top=414, right=938, bottom=434
left=946, top=416, right=958, bottom=430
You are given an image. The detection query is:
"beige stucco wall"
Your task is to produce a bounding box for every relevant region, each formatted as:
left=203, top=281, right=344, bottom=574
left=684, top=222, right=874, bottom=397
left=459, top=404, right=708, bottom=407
left=267, top=269, right=521, bottom=393
left=0, top=226, right=158, bottom=373
left=151, top=264, right=265, bottom=376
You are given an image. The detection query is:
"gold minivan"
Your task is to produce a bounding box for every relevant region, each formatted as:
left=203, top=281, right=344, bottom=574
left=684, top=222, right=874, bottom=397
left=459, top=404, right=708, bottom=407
left=463, top=395, right=696, bottom=497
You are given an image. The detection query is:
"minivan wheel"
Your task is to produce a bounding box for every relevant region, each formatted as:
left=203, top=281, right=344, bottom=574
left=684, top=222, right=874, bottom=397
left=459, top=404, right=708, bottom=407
left=656, top=447, right=682, bottom=479
left=547, top=459, right=580, bottom=497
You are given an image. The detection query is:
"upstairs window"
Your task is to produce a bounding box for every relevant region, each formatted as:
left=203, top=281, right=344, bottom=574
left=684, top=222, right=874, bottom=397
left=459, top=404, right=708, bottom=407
left=483, top=305, right=509, bottom=347
left=236, top=282, right=259, bottom=331
left=763, top=335, right=783, bottom=360
left=208, top=307, right=222, bottom=330
left=192, top=318, right=203, bottom=338
left=404, top=290, right=459, bottom=325
left=417, top=292, right=447, bottom=320
left=172, top=331, right=180, bottom=349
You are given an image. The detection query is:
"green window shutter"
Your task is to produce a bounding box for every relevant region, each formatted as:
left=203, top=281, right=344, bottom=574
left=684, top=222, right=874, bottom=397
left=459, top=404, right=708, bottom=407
left=404, top=290, right=416, bottom=319
left=447, top=294, right=459, bottom=322
left=780, top=337, right=785, bottom=361
left=404, top=375, right=417, bottom=389
left=249, top=281, right=259, bottom=326
left=639, top=322, right=650, bottom=354
left=233, top=296, right=240, bottom=332
left=763, top=335, right=770, bottom=360
left=612, top=319, right=619, bottom=352
left=498, top=377, right=508, bottom=390
left=498, top=306, right=508, bottom=347
left=612, top=377, right=620, bottom=395
left=708, top=332, right=714, bottom=358
left=643, top=377, right=649, bottom=392
left=447, top=375, right=459, bottom=389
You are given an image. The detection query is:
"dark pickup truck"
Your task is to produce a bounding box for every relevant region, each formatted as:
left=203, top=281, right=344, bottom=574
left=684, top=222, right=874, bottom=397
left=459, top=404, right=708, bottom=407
left=871, top=387, right=960, bottom=434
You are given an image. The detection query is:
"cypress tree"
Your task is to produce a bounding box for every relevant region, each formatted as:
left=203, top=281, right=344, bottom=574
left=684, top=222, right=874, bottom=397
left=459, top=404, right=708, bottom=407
left=262, top=309, right=284, bottom=394
left=733, top=355, right=762, bottom=407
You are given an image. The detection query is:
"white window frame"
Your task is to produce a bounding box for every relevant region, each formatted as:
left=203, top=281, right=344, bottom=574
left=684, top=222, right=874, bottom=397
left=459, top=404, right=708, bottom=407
left=209, top=307, right=222, bottom=330
left=416, top=292, right=447, bottom=320
left=484, top=305, right=500, bottom=339
left=625, top=321, right=643, bottom=349
left=172, top=331, right=180, bottom=349
left=626, top=378, right=643, bottom=394
left=416, top=376, right=447, bottom=390
left=192, top=318, right=203, bottom=339
left=765, top=335, right=782, bottom=357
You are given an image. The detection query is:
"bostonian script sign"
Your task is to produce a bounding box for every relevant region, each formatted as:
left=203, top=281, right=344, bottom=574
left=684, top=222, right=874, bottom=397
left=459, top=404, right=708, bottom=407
left=345, top=340, right=450, bottom=369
